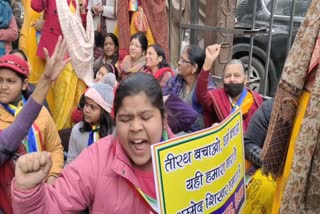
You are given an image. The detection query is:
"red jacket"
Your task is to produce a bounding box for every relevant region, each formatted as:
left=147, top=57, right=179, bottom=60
left=196, top=69, right=264, bottom=132
left=31, top=0, right=75, bottom=58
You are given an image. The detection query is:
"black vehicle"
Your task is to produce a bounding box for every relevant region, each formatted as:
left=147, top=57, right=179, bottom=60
left=233, top=0, right=311, bottom=96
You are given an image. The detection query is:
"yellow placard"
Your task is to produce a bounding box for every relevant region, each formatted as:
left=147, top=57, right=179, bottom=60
left=151, top=109, right=246, bottom=214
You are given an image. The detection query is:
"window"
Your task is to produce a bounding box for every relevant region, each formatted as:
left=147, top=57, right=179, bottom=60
left=266, top=0, right=311, bottom=17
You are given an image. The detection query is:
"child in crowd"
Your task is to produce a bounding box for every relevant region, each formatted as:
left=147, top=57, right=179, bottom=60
left=0, top=53, right=64, bottom=185
left=95, top=62, right=119, bottom=82
left=11, top=72, right=175, bottom=213
left=0, top=37, right=68, bottom=214
left=71, top=72, right=117, bottom=124
left=9, top=48, right=51, bottom=112
left=66, top=83, right=115, bottom=164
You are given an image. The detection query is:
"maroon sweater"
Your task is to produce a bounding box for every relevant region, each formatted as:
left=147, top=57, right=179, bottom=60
left=196, top=69, right=263, bottom=132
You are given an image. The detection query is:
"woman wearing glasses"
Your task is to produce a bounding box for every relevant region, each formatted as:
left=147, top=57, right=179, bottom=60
left=162, top=45, right=215, bottom=133
left=119, top=32, right=147, bottom=80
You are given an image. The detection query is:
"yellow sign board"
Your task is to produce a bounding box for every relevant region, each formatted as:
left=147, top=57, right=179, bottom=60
left=151, top=109, right=246, bottom=214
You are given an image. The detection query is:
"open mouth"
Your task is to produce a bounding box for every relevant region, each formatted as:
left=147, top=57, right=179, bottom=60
left=131, top=140, right=149, bottom=153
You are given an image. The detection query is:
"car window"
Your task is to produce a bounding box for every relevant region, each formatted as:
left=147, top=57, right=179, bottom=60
left=266, top=0, right=311, bottom=17
left=262, top=0, right=270, bottom=5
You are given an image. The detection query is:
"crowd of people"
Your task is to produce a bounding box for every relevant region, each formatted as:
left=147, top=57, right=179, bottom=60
left=1, top=0, right=320, bottom=213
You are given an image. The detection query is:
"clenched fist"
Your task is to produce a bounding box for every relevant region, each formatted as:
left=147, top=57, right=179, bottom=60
left=15, top=152, right=52, bottom=191
left=203, top=44, right=221, bottom=71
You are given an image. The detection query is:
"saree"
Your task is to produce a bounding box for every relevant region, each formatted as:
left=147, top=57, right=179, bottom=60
left=52, top=1, right=90, bottom=129
left=261, top=0, right=320, bottom=212
left=19, top=0, right=45, bottom=84
left=116, top=0, right=168, bottom=59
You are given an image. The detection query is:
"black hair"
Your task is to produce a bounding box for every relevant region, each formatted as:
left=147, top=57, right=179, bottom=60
left=9, top=49, right=28, bottom=61
left=114, top=72, right=165, bottom=120
left=131, top=32, right=148, bottom=53
left=185, top=45, right=205, bottom=74
left=77, top=93, right=86, bottom=111
left=5, top=49, right=31, bottom=100
left=14, top=72, right=31, bottom=100
left=99, top=63, right=120, bottom=81
left=104, top=33, right=119, bottom=65
left=80, top=99, right=114, bottom=138
left=94, top=31, right=104, bottom=48
left=148, top=44, right=169, bottom=69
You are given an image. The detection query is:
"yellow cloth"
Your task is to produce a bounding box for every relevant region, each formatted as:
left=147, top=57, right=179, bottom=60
left=19, top=0, right=45, bottom=84
left=19, top=0, right=56, bottom=111
left=271, top=90, right=311, bottom=213
left=0, top=105, right=64, bottom=177
left=240, top=91, right=274, bottom=214
left=114, top=11, right=155, bottom=48
left=242, top=169, right=275, bottom=214
left=129, top=11, right=155, bottom=46
left=231, top=90, right=254, bottom=115
left=52, top=62, right=87, bottom=130
left=50, top=3, right=87, bottom=129
left=241, top=91, right=254, bottom=115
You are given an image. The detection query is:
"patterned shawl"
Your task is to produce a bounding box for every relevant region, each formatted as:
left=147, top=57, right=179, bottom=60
left=117, top=0, right=169, bottom=59
left=56, top=0, right=94, bottom=85
left=120, top=55, right=145, bottom=79
left=261, top=0, right=320, bottom=211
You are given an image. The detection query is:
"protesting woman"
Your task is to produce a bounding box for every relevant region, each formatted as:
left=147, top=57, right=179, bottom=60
left=11, top=73, right=175, bottom=213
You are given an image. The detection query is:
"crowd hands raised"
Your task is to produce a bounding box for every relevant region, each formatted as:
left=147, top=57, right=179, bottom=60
left=1, top=4, right=269, bottom=210
left=0, top=33, right=274, bottom=213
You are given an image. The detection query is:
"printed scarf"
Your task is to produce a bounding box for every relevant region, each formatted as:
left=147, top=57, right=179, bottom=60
left=87, top=125, right=100, bottom=146
left=0, top=97, right=44, bottom=152
left=56, top=0, right=95, bottom=85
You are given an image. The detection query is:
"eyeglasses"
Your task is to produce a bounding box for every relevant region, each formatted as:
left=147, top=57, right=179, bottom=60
left=179, top=57, right=192, bottom=64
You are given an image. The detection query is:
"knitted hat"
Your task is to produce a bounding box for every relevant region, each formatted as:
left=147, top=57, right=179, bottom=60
left=85, top=83, right=114, bottom=113
left=100, top=72, right=118, bottom=88
left=0, top=54, right=30, bottom=77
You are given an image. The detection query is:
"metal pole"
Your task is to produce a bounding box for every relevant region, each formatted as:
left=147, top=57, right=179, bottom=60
left=169, top=0, right=172, bottom=64
left=178, top=0, right=182, bottom=60
left=263, top=0, right=276, bottom=95
left=190, top=0, right=199, bottom=45
left=286, top=0, right=296, bottom=58
left=248, top=0, right=258, bottom=80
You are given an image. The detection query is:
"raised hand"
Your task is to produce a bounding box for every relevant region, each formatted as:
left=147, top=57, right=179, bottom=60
left=42, top=36, right=69, bottom=82
left=203, top=44, right=221, bottom=71
left=15, top=152, right=52, bottom=191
